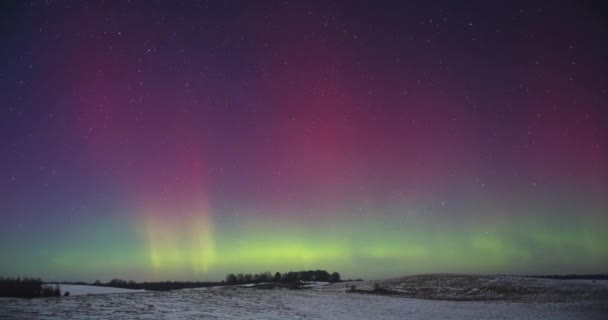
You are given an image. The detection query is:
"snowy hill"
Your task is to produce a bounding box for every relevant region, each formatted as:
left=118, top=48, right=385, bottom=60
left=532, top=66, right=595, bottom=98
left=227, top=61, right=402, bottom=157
left=320, top=274, right=608, bottom=302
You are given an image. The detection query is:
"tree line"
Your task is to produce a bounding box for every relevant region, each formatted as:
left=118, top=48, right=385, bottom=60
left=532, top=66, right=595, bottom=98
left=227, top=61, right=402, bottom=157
left=91, top=279, right=221, bottom=291
left=524, top=274, right=608, bottom=280
left=0, top=277, right=60, bottom=298
left=225, top=270, right=341, bottom=285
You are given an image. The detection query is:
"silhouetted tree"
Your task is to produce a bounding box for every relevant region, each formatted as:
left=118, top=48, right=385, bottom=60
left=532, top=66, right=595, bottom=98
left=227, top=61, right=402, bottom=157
left=260, top=271, right=272, bottom=283
left=283, top=272, right=297, bottom=283
left=330, top=272, right=341, bottom=283
left=301, top=270, right=313, bottom=282
left=274, top=272, right=282, bottom=282
left=225, top=273, right=237, bottom=284
left=313, top=270, right=330, bottom=282
left=108, top=279, right=127, bottom=286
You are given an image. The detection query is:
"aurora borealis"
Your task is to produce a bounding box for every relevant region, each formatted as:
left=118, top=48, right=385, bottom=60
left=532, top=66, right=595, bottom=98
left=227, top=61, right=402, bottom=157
left=1, top=1, right=607, bottom=282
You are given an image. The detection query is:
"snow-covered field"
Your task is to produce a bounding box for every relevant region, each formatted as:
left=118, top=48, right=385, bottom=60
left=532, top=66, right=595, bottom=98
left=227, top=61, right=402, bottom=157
left=322, top=274, right=608, bottom=302
left=1, top=275, right=606, bottom=319
left=45, top=284, right=145, bottom=296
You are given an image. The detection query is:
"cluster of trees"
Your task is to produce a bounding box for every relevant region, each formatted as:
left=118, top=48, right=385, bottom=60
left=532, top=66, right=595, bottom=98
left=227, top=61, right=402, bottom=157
left=225, top=270, right=341, bottom=285
left=92, top=279, right=221, bottom=291
left=0, top=277, right=60, bottom=298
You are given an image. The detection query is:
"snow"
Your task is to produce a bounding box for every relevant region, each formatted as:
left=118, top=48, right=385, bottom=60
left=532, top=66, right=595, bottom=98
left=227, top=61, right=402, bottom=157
left=238, top=283, right=256, bottom=287
left=320, top=274, right=608, bottom=302
left=301, top=281, right=330, bottom=288
left=1, top=276, right=605, bottom=319
left=47, top=284, right=145, bottom=296
left=219, top=281, right=329, bottom=288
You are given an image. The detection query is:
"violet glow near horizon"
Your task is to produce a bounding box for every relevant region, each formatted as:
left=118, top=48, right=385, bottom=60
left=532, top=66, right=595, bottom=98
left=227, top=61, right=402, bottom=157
left=1, top=1, right=607, bottom=282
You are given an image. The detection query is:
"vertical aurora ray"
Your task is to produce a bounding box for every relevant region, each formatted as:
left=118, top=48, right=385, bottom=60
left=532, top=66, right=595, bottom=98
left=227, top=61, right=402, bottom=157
left=142, top=205, right=215, bottom=275
left=130, top=117, right=217, bottom=277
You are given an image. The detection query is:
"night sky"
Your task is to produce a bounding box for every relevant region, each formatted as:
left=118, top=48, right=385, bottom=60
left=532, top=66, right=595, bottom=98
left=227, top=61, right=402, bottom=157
left=1, top=1, right=607, bottom=282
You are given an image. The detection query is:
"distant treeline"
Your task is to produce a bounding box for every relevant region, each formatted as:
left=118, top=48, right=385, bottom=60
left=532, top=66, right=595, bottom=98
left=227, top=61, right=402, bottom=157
left=91, top=279, right=221, bottom=291
left=225, top=270, right=341, bottom=285
left=524, top=274, right=608, bottom=280
left=1, top=269, right=349, bottom=295
left=0, top=277, right=60, bottom=298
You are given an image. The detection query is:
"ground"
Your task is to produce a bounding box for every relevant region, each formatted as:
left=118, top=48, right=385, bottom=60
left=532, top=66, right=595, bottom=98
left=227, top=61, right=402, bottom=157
left=1, top=275, right=606, bottom=319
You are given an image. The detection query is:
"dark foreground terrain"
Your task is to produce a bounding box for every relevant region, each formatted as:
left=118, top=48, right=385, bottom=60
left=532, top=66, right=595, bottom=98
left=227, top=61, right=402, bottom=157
left=1, top=275, right=606, bottom=319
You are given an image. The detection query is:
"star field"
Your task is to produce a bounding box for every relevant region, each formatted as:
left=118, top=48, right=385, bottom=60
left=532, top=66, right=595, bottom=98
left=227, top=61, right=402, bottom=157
left=0, top=1, right=607, bottom=281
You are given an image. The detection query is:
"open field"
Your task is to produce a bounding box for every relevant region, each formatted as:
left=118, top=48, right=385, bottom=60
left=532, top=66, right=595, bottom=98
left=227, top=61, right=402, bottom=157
left=1, top=275, right=606, bottom=319
left=323, top=274, right=608, bottom=302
